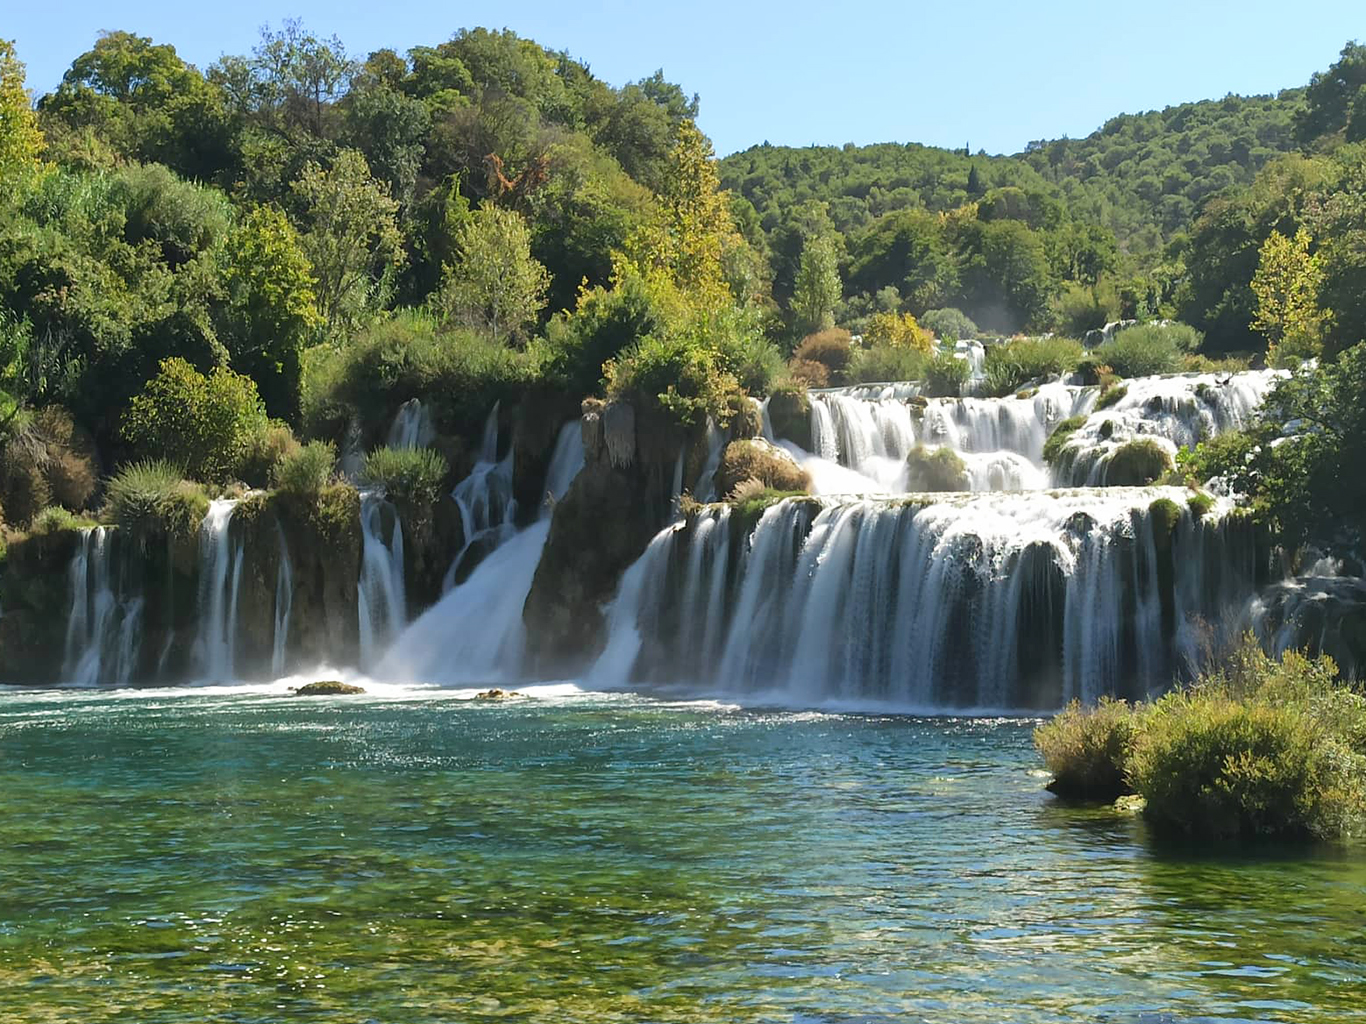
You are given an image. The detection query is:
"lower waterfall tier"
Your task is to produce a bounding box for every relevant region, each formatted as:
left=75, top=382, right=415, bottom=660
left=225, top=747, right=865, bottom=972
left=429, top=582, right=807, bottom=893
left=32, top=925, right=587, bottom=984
left=591, top=488, right=1266, bottom=709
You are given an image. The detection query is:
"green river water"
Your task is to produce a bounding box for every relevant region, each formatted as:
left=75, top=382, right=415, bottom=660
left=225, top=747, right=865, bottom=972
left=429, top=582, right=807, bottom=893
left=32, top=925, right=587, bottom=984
left=0, top=683, right=1362, bottom=1023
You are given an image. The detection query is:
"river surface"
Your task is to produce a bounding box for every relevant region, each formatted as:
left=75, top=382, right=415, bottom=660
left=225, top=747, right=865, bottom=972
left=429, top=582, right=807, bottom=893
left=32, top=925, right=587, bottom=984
left=0, top=683, right=1363, bottom=1023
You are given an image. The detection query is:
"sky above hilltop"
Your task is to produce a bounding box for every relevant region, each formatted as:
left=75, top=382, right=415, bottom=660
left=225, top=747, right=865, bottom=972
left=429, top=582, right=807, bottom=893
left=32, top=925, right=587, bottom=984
left=8, top=0, right=1362, bottom=156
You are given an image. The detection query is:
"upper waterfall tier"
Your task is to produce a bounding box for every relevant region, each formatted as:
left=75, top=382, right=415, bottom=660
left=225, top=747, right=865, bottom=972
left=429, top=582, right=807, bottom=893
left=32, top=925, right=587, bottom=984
left=798, top=369, right=1283, bottom=494
left=590, top=488, right=1263, bottom=710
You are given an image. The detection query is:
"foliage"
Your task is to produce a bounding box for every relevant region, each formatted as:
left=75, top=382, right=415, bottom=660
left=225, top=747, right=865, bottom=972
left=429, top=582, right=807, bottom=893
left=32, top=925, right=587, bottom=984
left=1094, top=383, right=1128, bottom=410
left=1042, top=415, right=1087, bottom=468
left=864, top=309, right=934, bottom=352
left=122, top=357, right=267, bottom=483
left=1094, top=323, right=1197, bottom=378
left=103, top=459, right=209, bottom=543
left=603, top=332, right=737, bottom=429
left=848, top=343, right=930, bottom=385
left=905, top=445, right=968, bottom=492
left=1034, top=698, right=1139, bottom=801
left=1250, top=228, right=1331, bottom=366
left=921, top=307, right=978, bottom=342
left=790, top=234, right=841, bottom=337
left=237, top=421, right=300, bottom=489
left=1104, top=439, right=1172, bottom=486
left=361, top=445, right=448, bottom=506
left=981, top=337, right=1083, bottom=397
left=274, top=440, right=336, bottom=497
left=0, top=40, right=45, bottom=201
left=442, top=203, right=550, bottom=344
left=923, top=351, right=971, bottom=398
left=27, top=505, right=92, bottom=535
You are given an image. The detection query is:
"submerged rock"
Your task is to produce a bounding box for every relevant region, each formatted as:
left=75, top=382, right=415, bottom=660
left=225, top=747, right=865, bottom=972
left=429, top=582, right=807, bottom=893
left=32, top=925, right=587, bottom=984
left=293, top=680, right=366, bottom=696
left=473, top=688, right=523, bottom=700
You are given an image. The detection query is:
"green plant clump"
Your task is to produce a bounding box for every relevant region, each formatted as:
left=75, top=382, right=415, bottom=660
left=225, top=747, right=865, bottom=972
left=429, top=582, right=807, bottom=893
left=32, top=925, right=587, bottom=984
left=103, top=460, right=209, bottom=543
left=1094, top=323, right=1199, bottom=379
left=1034, top=697, right=1140, bottom=801
left=981, top=337, right=1083, bottom=397
left=1104, top=439, right=1172, bottom=486
left=361, top=446, right=450, bottom=507
left=274, top=441, right=337, bottom=498
left=1095, top=383, right=1128, bottom=410
left=1186, top=491, right=1216, bottom=519
left=1042, top=415, right=1088, bottom=468
left=923, top=352, right=971, bottom=398
left=905, top=445, right=968, bottom=492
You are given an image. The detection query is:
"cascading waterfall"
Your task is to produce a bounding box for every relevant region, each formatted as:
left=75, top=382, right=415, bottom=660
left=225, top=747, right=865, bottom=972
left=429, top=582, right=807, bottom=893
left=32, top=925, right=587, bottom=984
left=387, top=397, right=436, bottom=450
left=271, top=523, right=294, bottom=677
left=378, top=418, right=587, bottom=683
left=357, top=492, right=406, bottom=669
left=195, top=499, right=244, bottom=682
left=590, top=489, right=1262, bottom=709
left=443, top=404, right=518, bottom=590
left=61, top=527, right=143, bottom=687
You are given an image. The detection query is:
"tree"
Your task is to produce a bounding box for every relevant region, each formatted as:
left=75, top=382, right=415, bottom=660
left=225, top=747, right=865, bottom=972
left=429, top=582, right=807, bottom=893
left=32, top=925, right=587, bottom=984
left=791, top=234, right=841, bottom=336
left=1250, top=228, right=1331, bottom=365
left=223, top=206, right=321, bottom=420
left=442, top=204, right=550, bottom=344
left=122, top=357, right=267, bottom=482
left=1297, top=42, right=1366, bottom=144
left=0, top=40, right=44, bottom=199
left=292, top=149, right=403, bottom=335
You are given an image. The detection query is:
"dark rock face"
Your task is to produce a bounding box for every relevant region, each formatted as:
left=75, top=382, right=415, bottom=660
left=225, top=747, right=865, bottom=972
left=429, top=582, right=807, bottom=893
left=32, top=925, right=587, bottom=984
left=522, top=400, right=691, bottom=675
left=293, top=680, right=365, bottom=696
left=0, top=529, right=82, bottom=684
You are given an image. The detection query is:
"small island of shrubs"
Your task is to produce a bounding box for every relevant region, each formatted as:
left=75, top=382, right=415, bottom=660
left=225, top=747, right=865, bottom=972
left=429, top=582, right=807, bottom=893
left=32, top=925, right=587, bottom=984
left=1036, top=636, right=1366, bottom=842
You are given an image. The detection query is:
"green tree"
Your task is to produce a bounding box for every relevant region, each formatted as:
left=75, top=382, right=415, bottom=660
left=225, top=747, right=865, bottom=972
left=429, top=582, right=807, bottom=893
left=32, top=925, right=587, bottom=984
left=122, top=357, right=267, bottom=482
left=791, top=234, right=842, bottom=336
left=223, top=206, right=321, bottom=420
left=0, top=40, right=44, bottom=200
left=292, top=148, right=403, bottom=335
left=1250, top=228, right=1331, bottom=365
left=1297, top=42, right=1366, bottom=143
left=442, top=204, right=550, bottom=344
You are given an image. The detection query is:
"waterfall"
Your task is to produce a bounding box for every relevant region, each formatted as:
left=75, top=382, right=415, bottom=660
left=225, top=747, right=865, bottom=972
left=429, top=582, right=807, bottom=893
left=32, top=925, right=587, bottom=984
left=443, top=404, right=517, bottom=590
left=590, top=490, right=1262, bottom=709
left=271, top=523, right=294, bottom=677
left=194, top=499, right=244, bottom=682
left=357, top=492, right=406, bottom=668
left=544, top=419, right=586, bottom=503
left=61, top=527, right=143, bottom=686
left=387, top=397, right=435, bottom=450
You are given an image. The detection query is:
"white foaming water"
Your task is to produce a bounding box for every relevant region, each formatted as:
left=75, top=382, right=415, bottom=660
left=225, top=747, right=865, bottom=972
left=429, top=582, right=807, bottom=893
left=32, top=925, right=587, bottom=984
left=590, top=490, right=1261, bottom=708
left=271, top=523, right=294, bottom=677
left=443, top=404, right=517, bottom=591
left=543, top=420, right=585, bottom=504
left=195, top=499, right=244, bottom=682
left=357, top=492, right=406, bottom=669
left=62, top=527, right=143, bottom=686
left=387, top=397, right=436, bottom=450
left=378, top=520, right=551, bottom=684
left=1053, top=369, right=1286, bottom=485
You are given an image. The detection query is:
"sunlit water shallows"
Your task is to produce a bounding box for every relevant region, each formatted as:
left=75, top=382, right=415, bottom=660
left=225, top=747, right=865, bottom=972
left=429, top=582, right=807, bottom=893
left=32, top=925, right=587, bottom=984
left=0, top=686, right=1363, bottom=1023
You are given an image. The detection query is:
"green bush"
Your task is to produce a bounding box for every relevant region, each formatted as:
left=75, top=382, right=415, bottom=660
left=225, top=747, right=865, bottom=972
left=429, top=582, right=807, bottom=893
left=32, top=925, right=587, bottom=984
left=274, top=441, right=336, bottom=498
left=1095, top=383, right=1128, bottom=410
left=1104, top=439, right=1173, bottom=486
left=361, top=446, right=449, bottom=507
left=792, top=329, right=853, bottom=383
left=981, top=336, right=1084, bottom=397
left=28, top=506, right=93, bottom=535
left=1095, top=323, right=1199, bottom=378
left=1187, top=491, right=1216, bottom=519
left=103, top=459, right=210, bottom=543
left=122, top=357, right=268, bottom=483
left=239, top=421, right=301, bottom=490
left=1035, top=698, right=1139, bottom=801
left=848, top=343, right=930, bottom=384
left=905, top=445, right=968, bottom=491
left=921, top=307, right=978, bottom=342
left=1042, top=415, right=1087, bottom=468
left=604, top=333, right=738, bottom=429
left=923, top=352, right=971, bottom=398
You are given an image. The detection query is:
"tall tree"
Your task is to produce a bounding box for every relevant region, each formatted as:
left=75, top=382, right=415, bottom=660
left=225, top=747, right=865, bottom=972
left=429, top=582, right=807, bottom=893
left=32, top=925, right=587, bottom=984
left=0, top=40, right=44, bottom=199
left=791, top=234, right=842, bottom=336
left=292, top=149, right=403, bottom=336
left=1250, top=228, right=1331, bottom=365
left=442, top=204, right=550, bottom=344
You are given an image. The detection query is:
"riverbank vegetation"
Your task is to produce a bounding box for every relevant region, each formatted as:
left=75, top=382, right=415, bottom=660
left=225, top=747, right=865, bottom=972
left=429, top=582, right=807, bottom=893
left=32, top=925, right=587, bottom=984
left=1037, top=637, right=1366, bottom=841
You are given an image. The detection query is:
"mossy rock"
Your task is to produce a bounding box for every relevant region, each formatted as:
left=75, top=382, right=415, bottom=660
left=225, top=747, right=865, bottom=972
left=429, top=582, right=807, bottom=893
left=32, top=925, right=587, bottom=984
left=905, top=445, right=968, bottom=492
left=1186, top=491, right=1215, bottom=520
left=715, top=439, right=810, bottom=499
left=1042, top=415, right=1087, bottom=468
left=293, top=680, right=366, bottom=696
left=765, top=386, right=812, bottom=450
left=724, top=393, right=762, bottom=440
left=1095, top=383, right=1128, bottom=410
left=1105, top=440, right=1172, bottom=486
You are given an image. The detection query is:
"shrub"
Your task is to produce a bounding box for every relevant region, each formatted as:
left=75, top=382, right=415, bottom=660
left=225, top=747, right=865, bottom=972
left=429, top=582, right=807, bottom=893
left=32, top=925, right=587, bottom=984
left=239, top=421, right=301, bottom=490
left=921, top=308, right=978, bottom=342
left=604, top=333, right=738, bottom=429
left=981, top=337, right=1084, bottom=397
left=788, top=358, right=830, bottom=388
left=1095, top=383, right=1128, bottom=410
left=103, top=460, right=210, bottom=543
left=361, top=446, right=449, bottom=507
left=275, top=441, right=336, bottom=498
left=0, top=436, right=51, bottom=527
left=1042, top=415, right=1087, bottom=468
left=848, top=343, right=930, bottom=384
left=905, top=445, right=968, bottom=492
left=541, top=272, right=675, bottom=398
left=729, top=483, right=808, bottom=532
left=864, top=310, right=934, bottom=353
left=1187, top=491, right=1216, bottom=519
left=792, top=328, right=852, bottom=383
left=715, top=323, right=785, bottom=396
left=30, top=407, right=98, bottom=511
left=1035, top=698, right=1139, bottom=801
left=28, top=506, right=91, bottom=535
left=122, top=357, right=268, bottom=483
left=924, top=352, right=971, bottom=398
left=715, top=440, right=810, bottom=498
left=1177, top=429, right=1255, bottom=486
left=1095, top=323, right=1199, bottom=378
left=1105, top=439, right=1172, bottom=486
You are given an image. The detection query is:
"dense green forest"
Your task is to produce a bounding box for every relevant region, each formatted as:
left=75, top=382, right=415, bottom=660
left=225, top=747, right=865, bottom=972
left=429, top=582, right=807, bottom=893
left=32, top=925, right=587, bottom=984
left=0, top=26, right=1364, bottom=551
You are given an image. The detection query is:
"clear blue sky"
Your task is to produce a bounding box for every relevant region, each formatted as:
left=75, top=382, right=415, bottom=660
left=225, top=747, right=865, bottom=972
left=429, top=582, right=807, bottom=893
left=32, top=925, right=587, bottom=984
left=7, top=1, right=1362, bottom=156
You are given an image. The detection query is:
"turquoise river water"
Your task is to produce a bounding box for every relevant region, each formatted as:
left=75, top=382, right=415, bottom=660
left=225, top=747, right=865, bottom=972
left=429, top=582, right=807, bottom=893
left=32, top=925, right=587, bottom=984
left=0, top=682, right=1363, bottom=1023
